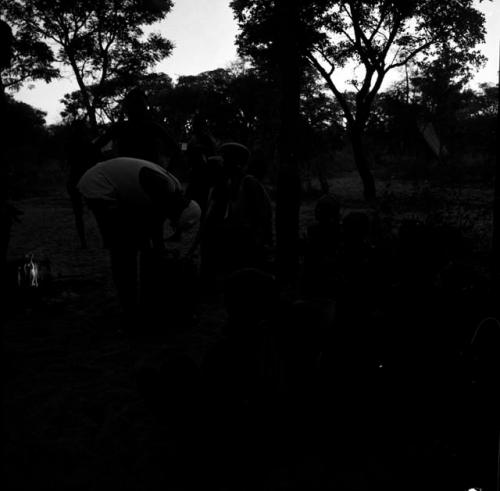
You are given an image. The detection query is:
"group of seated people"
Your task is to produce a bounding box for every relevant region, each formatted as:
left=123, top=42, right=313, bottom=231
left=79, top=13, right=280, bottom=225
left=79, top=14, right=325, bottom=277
left=135, top=195, right=498, bottom=489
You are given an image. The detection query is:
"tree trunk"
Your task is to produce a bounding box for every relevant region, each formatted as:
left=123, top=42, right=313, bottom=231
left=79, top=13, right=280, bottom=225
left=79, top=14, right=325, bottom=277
left=67, top=56, right=98, bottom=131
left=492, top=76, right=500, bottom=297
left=274, top=0, right=302, bottom=282
left=349, top=125, right=376, bottom=201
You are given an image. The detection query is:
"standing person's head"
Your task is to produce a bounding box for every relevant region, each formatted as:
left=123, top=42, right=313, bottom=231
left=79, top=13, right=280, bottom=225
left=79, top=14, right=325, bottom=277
left=342, top=211, right=370, bottom=245
left=248, top=147, right=269, bottom=181
left=315, top=194, right=340, bottom=227
left=191, top=112, right=208, bottom=136
left=219, top=142, right=250, bottom=178
left=123, top=87, right=149, bottom=121
left=188, top=112, right=216, bottom=156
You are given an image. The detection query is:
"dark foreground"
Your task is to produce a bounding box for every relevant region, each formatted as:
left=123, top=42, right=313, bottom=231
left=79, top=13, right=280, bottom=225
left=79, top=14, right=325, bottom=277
left=3, top=176, right=499, bottom=490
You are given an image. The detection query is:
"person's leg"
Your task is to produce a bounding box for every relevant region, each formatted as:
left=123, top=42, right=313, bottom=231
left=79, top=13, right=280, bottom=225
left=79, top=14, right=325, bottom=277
left=110, top=246, right=139, bottom=316
left=68, top=185, right=87, bottom=248
left=200, top=230, right=219, bottom=290
left=89, top=201, right=140, bottom=317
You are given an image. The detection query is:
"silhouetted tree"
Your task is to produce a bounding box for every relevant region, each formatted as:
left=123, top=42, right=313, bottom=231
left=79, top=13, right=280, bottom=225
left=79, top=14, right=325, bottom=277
left=493, top=73, right=500, bottom=294
left=274, top=0, right=303, bottom=281
left=60, top=72, right=174, bottom=125
left=150, top=66, right=279, bottom=149
left=1, top=0, right=174, bottom=130
left=232, top=0, right=488, bottom=199
left=0, top=13, right=58, bottom=90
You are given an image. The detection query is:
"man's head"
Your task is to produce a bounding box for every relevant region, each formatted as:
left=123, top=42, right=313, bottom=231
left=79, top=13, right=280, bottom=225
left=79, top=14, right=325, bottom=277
left=139, top=165, right=200, bottom=231
left=219, top=142, right=250, bottom=177
left=123, top=87, right=149, bottom=121
left=315, top=194, right=340, bottom=225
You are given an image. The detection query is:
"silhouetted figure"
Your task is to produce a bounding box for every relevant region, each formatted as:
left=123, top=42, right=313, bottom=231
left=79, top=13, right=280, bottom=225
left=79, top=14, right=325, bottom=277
left=136, top=354, right=205, bottom=489
left=77, top=157, right=200, bottom=327
left=460, top=317, right=500, bottom=491
left=300, top=194, right=341, bottom=299
left=247, top=146, right=270, bottom=182
left=200, top=142, right=273, bottom=286
left=184, top=113, right=218, bottom=214
left=65, top=119, right=99, bottom=248
left=1, top=20, right=21, bottom=286
left=200, top=268, right=280, bottom=484
left=272, top=298, right=333, bottom=461
left=335, top=211, right=376, bottom=317
left=93, top=87, right=179, bottom=169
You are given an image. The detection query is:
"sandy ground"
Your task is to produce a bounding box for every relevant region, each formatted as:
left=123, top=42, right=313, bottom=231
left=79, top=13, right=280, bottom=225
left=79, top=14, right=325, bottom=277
left=3, top=174, right=495, bottom=490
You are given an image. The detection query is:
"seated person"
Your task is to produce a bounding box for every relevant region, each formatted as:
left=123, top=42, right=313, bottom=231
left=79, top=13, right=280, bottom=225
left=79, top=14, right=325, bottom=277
left=202, top=267, right=280, bottom=406
left=200, top=268, right=281, bottom=478
left=301, top=194, right=342, bottom=299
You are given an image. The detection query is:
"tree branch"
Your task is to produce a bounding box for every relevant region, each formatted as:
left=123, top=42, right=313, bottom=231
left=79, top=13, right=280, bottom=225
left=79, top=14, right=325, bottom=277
left=379, top=13, right=403, bottom=66
left=316, top=48, right=336, bottom=76
left=340, top=28, right=356, bottom=47
left=368, top=0, right=391, bottom=43
left=348, top=0, right=379, bottom=63
left=307, top=52, right=354, bottom=126
left=386, top=40, right=433, bottom=71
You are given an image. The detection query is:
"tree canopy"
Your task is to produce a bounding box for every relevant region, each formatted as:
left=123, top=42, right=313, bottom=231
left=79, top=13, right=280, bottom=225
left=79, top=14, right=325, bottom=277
left=232, top=0, right=490, bottom=198
left=1, top=0, right=174, bottom=128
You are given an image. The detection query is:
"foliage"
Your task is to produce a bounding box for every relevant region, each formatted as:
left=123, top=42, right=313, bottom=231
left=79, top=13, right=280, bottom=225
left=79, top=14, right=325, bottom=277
left=233, top=0, right=488, bottom=128
left=146, top=63, right=344, bottom=173
left=61, top=72, right=174, bottom=125
left=1, top=0, right=174, bottom=127
left=2, top=95, right=51, bottom=196
left=3, top=94, right=47, bottom=145
left=150, top=66, right=279, bottom=146
left=0, top=19, right=59, bottom=89
left=231, top=0, right=490, bottom=198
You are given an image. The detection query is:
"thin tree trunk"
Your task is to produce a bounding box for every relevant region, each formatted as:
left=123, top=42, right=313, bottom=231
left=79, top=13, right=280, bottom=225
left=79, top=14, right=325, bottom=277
left=492, top=67, right=500, bottom=297
left=275, top=0, right=302, bottom=282
left=350, top=125, right=376, bottom=200
left=68, top=56, right=98, bottom=131
left=317, top=159, right=330, bottom=195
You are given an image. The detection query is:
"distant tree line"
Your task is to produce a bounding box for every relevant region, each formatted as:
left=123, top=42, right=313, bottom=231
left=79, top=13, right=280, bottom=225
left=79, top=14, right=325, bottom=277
left=2, top=69, right=496, bottom=192
left=1, top=0, right=496, bottom=194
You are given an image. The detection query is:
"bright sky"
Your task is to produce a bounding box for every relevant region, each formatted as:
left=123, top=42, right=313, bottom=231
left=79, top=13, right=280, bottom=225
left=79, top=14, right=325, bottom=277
left=13, top=0, right=499, bottom=125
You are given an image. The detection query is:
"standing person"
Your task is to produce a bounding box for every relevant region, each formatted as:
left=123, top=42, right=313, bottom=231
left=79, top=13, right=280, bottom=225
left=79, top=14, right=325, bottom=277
left=0, top=19, right=11, bottom=253
left=1, top=19, right=17, bottom=283
left=93, top=87, right=180, bottom=170
left=184, top=112, right=218, bottom=214
left=77, top=157, right=200, bottom=325
left=199, top=142, right=274, bottom=287
left=220, top=142, right=274, bottom=272
left=300, top=194, right=342, bottom=299
left=65, top=119, right=99, bottom=249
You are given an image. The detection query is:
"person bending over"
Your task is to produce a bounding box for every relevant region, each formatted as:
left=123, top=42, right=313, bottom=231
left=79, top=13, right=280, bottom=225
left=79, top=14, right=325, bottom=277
left=78, top=157, right=200, bottom=320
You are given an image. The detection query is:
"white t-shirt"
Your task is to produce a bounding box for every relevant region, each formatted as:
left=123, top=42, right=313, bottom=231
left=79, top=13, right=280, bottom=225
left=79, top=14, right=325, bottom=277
left=77, top=157, right=181, bottom=208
